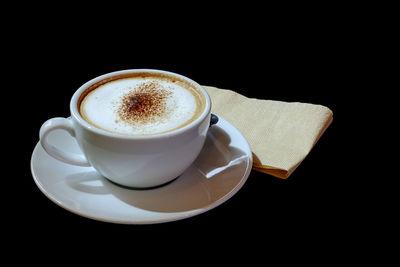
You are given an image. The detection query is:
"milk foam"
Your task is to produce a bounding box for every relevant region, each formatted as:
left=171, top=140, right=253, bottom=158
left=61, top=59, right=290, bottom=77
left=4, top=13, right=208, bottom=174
left=80, top=77, right=199, bottom=135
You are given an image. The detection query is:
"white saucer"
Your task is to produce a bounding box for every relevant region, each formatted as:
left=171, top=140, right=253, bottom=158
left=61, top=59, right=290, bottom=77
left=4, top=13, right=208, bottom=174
left=31, top=116, right=252, bottom=224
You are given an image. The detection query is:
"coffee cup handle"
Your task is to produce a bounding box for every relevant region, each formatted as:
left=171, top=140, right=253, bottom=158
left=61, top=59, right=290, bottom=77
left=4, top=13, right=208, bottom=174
left=39, top=117, right=91, bottom=167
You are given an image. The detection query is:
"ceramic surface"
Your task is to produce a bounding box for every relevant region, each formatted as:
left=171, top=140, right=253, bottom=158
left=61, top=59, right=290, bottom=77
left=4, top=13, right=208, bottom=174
left=39, top=69, right=211, bottom=188
left=31, top=116, right=252, bottom=224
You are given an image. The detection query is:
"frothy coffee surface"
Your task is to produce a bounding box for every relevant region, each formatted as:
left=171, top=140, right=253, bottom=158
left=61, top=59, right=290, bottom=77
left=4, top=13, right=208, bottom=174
left=80, top=75, right=202, bottom=136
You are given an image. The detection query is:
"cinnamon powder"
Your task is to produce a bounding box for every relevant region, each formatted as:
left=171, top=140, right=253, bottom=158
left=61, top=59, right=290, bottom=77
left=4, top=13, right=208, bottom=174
left=117, top=81, right=172, bottom=125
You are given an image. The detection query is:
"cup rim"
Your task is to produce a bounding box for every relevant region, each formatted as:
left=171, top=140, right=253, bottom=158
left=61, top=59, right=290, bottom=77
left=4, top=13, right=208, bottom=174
left=70, top=69, right=211, bottom=140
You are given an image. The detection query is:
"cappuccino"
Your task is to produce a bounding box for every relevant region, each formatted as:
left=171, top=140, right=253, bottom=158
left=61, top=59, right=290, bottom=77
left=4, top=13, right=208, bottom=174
left=79, top=72, right=205, bottom=136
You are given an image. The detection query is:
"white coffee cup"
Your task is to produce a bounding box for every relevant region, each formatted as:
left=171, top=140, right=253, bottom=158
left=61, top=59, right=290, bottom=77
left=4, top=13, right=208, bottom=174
left=39, top=69, right=213, bottom=188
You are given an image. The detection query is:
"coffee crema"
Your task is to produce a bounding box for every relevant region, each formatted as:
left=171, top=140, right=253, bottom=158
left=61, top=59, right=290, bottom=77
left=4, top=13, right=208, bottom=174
left=79, top=72, right=205, bottom=136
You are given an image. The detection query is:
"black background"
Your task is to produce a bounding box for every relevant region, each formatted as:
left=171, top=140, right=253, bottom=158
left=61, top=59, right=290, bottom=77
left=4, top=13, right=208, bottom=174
left=7, top=5, right=358, bottom=261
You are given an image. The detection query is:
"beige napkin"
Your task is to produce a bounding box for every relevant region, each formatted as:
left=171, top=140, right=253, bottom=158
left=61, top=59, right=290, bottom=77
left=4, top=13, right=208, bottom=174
left=203, top=86, right=333, bottom=179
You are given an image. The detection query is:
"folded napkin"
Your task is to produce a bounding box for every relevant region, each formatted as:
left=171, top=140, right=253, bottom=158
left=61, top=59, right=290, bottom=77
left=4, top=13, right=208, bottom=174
left=203, top=86, right=333, bottom=179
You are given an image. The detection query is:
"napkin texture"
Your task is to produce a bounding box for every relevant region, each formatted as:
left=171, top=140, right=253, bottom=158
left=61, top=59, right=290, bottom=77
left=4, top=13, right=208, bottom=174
left=203, top=86, right=333, bottom=179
